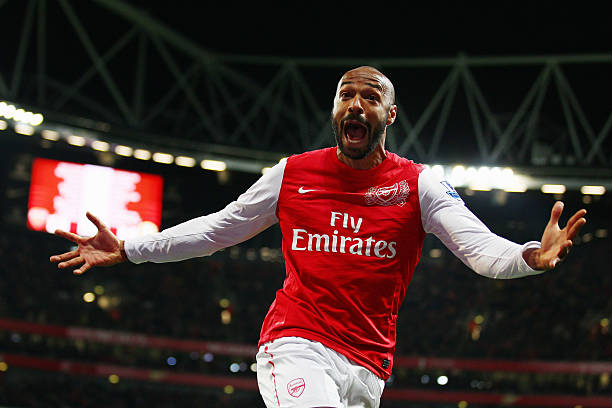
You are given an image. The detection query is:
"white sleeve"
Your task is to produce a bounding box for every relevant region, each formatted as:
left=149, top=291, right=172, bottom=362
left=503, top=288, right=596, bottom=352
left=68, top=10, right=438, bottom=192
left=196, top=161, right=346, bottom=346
left=418, top=168, right=543, bottom=279
left=124, top=159, right=286, bottom=264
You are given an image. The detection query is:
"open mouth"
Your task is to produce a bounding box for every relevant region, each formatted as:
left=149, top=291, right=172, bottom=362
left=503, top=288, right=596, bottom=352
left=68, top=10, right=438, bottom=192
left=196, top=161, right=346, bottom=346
left=343, top=120, right=369, bottom=144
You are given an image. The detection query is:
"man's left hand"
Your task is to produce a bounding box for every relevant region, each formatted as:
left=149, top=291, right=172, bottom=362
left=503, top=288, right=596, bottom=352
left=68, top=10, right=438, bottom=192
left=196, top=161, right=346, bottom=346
left=523, top=201, right=587, bottom=270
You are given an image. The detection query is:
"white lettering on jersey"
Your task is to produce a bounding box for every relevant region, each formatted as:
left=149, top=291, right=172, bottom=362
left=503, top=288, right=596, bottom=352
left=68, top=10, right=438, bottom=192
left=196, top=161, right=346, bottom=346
left=330, top=211, right=362, bottom=233
left=292, top=228, right=307, bottom=250
left=293, top=211, right=396, bottom=259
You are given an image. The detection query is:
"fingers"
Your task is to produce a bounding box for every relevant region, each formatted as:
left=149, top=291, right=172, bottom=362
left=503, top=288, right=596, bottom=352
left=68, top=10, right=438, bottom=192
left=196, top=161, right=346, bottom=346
left=548, top=201, right=564, bottom=226
left=53, top=253, right=91, bottom=275
left=550, top=257, right=561, bottom=269
left=566, top=208, right=587, bottom=228
left=74, top=263, right=91, bottom=275
left=86, top=212, right=107, bottom=231
left=565, top=209, right=587, bottom=238
left=57, top=256, right=84, bottom=270
left=50, top=249, right=79, bottom=263
left=566, top=217, right=587, bottom=240
left=54, top=229, right=84, bottom=244
left=559, top=239, right=573, bottom=258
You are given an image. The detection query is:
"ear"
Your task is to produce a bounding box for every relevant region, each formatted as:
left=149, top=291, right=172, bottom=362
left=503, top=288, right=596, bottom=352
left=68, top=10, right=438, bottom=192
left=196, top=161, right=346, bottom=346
left=386, top=105, right=397, bottom=125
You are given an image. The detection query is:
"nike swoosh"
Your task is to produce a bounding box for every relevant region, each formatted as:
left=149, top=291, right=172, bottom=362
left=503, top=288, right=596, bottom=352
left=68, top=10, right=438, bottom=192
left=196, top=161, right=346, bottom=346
left=298, top=187, right=317, bottom=194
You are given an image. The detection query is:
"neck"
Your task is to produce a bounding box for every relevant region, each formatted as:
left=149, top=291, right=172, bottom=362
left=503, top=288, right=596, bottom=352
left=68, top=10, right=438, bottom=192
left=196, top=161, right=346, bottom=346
left=336, top=142, right=387, bottom=170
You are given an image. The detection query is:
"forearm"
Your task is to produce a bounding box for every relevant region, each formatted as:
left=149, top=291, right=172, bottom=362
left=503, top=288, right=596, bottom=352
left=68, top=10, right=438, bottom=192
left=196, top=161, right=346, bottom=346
left=123, top=206, right=276, bottom=263
left=419, top=168, right=543, bottom=279
left=430, top=207, right=543, bottom=279
left=123, top=159, right=285, bottom=264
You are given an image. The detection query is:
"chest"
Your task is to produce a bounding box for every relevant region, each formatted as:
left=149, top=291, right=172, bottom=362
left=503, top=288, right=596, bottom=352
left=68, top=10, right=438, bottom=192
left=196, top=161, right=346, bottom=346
left=277, top=172, right=422, bottom=243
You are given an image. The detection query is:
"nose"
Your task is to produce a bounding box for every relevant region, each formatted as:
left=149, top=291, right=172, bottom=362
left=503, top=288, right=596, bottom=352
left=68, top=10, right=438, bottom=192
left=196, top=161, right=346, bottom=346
left=348, top=97, right=364, bottom=115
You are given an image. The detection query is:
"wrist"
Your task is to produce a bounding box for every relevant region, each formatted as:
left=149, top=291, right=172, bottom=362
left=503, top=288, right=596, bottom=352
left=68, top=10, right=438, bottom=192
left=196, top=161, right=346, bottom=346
left=119, top=240, right=127, bottom=262
left=523, top=248, right=540, bottom=270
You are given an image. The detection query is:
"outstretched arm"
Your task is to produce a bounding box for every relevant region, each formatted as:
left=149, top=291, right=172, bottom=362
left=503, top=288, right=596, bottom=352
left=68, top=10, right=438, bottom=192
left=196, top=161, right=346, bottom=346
left=522, top=201, right=587, bottom=270
left=419, top=168, right=587, bottom=278
left=50, top=212, right=127, bottom=275
left=51, top=158, right=286, bottom=273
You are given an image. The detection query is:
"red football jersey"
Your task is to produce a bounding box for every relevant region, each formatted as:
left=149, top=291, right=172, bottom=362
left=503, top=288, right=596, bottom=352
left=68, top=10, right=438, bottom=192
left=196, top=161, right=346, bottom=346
left=126, top=146, right=541, bottom=380
left=259, top=147, right=425, bottom=379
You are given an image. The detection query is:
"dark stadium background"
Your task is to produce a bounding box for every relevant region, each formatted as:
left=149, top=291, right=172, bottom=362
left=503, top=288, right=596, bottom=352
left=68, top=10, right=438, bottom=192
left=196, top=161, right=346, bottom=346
left=1, top=1, right=611, bottom=407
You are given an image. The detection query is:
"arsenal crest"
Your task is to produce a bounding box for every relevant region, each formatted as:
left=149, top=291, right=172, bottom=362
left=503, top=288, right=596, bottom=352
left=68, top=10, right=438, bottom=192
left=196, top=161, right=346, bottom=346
left=287, top=378, right=305, bottom=398
left=365, top=180, right=410, bottom=207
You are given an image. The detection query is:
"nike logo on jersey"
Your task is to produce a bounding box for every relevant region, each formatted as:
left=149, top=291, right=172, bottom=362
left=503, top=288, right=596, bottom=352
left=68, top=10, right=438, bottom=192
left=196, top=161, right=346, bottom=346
left=298, top=187, right=317, bottom=194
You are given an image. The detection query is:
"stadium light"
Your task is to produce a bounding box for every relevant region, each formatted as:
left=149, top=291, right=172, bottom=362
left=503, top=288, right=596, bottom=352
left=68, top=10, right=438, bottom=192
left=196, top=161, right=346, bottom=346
left=30, top=113, right=44, bottom=126
left=175, top=156, right=196, bottom=167
left=0, top=101, right=44, bottom=126
left=114, top=145, right=133, bottom=157
left=14, top=123, right=34, bottom=136
left=580, top=185, right=605, bottom=195
left=152, top=152, right=174, bottom=164
left=133, top=149, right=151, bottom=160
left=541, top=184, right=566, bottom=194
left=469, top=183, right=492, bottom=191
left=431, top=164, right=445, bottom=178
left=0, top=120, right=6, bottom=130
left=91, top=140, right=110, bottom=152
left=201, top=159, right=227, bottom=172
left=13, top=109, right=26, bottom=122
left=449, top=165, right=466, bottom=186
left=67, top=135, right=86, bottom=146
left=41, top=130, right=59, bottom=141
left=1, top=103, right=16, bottom=119
left=503, top=179, right=528, bottom=193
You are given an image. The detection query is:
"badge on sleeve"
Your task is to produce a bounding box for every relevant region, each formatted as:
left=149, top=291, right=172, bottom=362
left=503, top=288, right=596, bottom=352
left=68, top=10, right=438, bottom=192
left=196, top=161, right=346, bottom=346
left=440, top=180, right=462, bottom=200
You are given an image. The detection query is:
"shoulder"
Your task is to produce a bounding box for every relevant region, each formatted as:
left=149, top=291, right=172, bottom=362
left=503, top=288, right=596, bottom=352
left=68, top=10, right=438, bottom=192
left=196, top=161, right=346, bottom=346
left=287, top=147, right=334, bottom=162
left=285, top=147, right=335, bottom=170
left=386, top=152, right=425, bottom=170
left=418, top=167, right=464, bottom=203
left=386, top=152, right=426, bottom=174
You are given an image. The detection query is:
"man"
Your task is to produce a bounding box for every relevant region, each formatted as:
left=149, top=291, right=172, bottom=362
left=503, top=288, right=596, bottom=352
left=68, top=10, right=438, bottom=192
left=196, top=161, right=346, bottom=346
left=51, top=66, right=587, bottom=408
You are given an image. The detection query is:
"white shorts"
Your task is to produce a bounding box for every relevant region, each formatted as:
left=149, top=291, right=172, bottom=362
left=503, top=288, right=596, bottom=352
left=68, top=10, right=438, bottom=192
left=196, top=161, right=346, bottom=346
left=256, top=337, right=385, bottom=408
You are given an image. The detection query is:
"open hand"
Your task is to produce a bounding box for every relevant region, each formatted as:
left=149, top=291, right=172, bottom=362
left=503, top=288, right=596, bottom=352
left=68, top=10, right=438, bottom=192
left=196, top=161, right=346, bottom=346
left=49, top=212, right=126, bottom=275
left=524, top=201, right=587, bottom=270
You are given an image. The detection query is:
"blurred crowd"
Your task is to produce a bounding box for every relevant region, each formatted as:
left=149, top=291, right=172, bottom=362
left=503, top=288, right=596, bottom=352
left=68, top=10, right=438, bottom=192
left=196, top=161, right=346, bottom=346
left=1, top=191, right=610, bottom=407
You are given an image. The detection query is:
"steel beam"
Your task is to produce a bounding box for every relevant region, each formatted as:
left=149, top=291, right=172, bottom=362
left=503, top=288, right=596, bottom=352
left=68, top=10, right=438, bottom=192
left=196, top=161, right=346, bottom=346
left=10, top=0, right=36, bottom=98
left=36, top=0, right=46, bottom=104
left=58, top=0, right=134, bottom=124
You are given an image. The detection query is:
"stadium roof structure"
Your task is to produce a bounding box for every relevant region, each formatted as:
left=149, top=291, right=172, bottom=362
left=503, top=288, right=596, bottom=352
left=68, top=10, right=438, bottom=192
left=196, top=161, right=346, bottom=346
left=1, top=0, right=611, bottom=192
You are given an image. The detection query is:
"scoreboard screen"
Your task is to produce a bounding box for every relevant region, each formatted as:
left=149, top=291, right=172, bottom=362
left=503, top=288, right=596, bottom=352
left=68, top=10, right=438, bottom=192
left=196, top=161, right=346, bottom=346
left=27, top=158, right=163, bottom=239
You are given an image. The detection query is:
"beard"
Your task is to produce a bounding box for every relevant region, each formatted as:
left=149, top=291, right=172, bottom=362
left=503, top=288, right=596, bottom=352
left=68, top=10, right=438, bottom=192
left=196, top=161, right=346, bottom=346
left=332, top=113, right=386, bottom=160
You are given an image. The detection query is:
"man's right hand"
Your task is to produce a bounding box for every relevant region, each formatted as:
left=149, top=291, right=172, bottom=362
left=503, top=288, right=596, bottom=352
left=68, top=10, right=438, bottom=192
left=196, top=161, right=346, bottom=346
left=50, top=212, right=126, bottom=275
